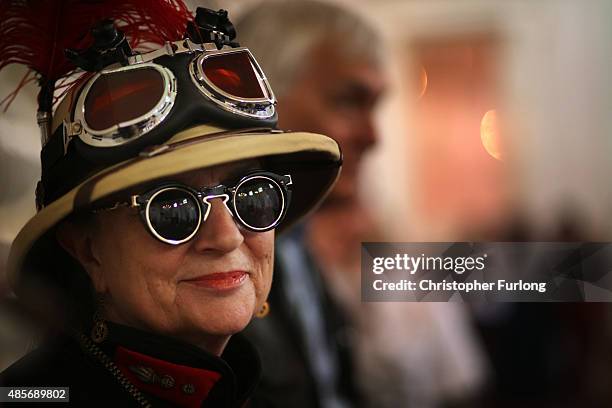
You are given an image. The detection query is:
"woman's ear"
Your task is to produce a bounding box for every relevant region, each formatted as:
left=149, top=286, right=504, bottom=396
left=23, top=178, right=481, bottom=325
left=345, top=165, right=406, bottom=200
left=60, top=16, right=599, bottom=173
left=56, top=220, right=107, bottom=292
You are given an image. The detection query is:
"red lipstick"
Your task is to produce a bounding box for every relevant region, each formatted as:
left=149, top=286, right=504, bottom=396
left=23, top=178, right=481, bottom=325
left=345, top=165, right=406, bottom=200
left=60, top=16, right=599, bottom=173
left=184, top=271, right=248, bottom=290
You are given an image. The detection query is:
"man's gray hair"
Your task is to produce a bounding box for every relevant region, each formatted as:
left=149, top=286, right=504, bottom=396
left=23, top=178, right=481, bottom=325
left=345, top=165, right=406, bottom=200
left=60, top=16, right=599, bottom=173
left=235, top=0, right=382, bottom=98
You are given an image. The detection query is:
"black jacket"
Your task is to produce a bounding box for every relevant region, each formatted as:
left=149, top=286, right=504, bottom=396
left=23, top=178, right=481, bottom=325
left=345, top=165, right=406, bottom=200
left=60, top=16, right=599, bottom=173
left=243, top=246, right=359, bottom=408
left=0, top=322, right=262, bottom=407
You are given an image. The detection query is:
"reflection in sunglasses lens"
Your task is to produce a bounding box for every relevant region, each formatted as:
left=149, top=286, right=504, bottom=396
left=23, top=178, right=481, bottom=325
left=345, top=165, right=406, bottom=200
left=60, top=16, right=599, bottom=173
left=235, top=177, right=282, bottom=230
left=149, top=189, right=200, bottom=241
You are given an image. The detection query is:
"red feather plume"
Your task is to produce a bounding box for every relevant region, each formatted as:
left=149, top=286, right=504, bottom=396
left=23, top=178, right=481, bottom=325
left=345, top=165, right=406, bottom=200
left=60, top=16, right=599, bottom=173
left=0, top=0, right=193, bottom=111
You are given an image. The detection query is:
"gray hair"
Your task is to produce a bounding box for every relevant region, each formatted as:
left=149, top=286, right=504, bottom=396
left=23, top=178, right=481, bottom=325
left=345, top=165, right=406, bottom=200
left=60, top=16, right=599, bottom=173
left=235, top=0, right=382, bottom=98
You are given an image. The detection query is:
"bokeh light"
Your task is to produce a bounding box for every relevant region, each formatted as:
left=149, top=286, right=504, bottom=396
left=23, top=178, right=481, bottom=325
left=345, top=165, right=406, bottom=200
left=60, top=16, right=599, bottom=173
left=480, top=109, right=503, bottom=161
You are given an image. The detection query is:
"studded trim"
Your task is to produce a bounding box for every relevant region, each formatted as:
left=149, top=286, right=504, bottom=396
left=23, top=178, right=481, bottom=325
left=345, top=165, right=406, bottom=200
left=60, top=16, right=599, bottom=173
left=75, top=332, right=152, bottom=408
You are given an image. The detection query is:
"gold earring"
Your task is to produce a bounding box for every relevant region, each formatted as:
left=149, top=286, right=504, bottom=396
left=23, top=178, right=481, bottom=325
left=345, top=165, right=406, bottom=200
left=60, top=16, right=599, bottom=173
left=255, top=301, right=270, bottom=318
left=91, top=293, right=108, bottom=343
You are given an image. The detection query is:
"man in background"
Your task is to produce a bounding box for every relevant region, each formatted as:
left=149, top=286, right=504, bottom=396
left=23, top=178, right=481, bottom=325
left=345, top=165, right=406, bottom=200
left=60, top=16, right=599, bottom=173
left=237, top=2, right=385, bottom=407
left=237, top=2, right=486, bottom=408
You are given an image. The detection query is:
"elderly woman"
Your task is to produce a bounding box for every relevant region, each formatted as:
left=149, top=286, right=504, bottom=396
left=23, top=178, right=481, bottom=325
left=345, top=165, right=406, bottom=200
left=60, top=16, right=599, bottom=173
left=0, top=3, right=340, bottom=407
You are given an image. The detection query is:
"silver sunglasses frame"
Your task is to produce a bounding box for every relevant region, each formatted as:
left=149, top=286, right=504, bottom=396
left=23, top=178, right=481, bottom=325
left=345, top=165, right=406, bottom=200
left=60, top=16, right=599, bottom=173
left=232, top=175, right=286, bottom=232
left=134, top=173, right=292, bottom=245
left=144, top=187, right=203, bottom=245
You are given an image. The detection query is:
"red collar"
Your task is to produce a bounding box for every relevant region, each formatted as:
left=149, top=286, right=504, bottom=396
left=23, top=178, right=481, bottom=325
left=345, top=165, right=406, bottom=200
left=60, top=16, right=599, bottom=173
left=115, top=346, right=221, bottom=408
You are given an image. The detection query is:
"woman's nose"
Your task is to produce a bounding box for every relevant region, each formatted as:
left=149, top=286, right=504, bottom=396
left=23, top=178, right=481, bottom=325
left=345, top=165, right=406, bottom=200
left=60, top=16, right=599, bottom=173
left=191, top=196, right=244, bottom=253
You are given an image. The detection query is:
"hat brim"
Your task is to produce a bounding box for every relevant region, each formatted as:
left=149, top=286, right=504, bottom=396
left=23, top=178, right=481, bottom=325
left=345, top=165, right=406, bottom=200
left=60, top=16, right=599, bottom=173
left=7, top=124, right=341, bottom=290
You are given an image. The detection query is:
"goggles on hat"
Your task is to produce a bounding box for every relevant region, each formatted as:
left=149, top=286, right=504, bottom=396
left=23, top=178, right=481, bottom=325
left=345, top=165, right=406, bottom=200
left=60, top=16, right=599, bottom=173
left=42, top=37, right=277, bottom=170
left=96, top=171, right=292, bottom=244
left=67, top=39, right=275, bottom=150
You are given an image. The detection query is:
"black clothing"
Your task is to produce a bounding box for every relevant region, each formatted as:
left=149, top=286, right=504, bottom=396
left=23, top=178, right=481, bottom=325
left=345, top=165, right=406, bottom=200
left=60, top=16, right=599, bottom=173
left=0, top=322, right=261, bottom=407
left=244, top=239, right=358, bottom=408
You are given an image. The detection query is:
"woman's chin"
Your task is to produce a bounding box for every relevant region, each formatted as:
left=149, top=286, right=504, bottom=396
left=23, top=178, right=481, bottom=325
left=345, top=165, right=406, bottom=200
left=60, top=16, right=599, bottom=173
left=193, top=309, right=253, bottom=337
left=176, top=284, right=257, bottom=338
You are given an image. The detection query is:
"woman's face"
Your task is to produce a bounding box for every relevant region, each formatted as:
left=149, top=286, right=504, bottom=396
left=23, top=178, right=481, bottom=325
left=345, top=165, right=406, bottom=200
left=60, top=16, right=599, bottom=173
left=72, top=162, right=274, bottom=351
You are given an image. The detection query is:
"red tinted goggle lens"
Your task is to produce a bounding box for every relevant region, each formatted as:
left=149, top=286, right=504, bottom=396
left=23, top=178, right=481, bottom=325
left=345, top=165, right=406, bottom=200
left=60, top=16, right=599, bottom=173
left=84, top=68, right=166, bottom=131
left=201, top=51, right=265, bottom=99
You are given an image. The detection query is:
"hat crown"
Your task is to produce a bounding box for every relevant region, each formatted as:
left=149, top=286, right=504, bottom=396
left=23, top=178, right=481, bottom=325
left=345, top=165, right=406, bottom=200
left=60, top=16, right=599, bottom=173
left=35, top=7, right=278, bottom=210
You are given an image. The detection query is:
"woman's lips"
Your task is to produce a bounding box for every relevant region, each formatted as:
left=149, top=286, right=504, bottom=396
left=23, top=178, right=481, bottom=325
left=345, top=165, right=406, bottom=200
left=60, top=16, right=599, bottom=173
left=183, top=271, right=248, bottom=290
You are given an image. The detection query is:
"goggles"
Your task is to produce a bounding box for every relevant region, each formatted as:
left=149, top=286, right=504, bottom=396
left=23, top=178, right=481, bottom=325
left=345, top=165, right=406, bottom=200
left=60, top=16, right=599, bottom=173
left=47, top=39, right=276, bottom=165
left=97, top=171, right=292, bottom=245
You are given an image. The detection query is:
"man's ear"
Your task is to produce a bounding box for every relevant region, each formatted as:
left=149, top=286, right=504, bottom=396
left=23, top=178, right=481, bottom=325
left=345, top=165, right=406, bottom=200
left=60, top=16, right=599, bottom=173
left=56, top=220, right=107, bottom=292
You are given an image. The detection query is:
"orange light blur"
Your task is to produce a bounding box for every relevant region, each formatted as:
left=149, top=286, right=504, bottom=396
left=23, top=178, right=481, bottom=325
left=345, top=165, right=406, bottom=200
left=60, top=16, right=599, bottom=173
left=418, top=66, right=428, bottom=99
left=481, top=109, right=503, bottom=160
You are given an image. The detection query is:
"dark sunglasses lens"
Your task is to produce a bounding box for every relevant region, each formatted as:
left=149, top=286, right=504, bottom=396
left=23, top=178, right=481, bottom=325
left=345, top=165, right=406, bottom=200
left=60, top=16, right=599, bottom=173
left=148, top=189, right=200, bottom=242
left=84, top=67, right=166, bottom=131
left=235, top=177, right=284, bottom=230
left=202, top=51, right=265, bottom=99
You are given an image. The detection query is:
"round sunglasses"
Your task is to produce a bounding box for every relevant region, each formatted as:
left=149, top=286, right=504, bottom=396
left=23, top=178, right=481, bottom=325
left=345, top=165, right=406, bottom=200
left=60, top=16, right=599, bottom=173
left=96, top=171, right=292, bottom=244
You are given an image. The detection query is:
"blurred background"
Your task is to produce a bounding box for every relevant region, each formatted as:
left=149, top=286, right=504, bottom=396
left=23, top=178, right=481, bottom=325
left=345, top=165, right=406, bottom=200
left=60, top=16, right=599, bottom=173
left=1, top=0, right=612, bottom=407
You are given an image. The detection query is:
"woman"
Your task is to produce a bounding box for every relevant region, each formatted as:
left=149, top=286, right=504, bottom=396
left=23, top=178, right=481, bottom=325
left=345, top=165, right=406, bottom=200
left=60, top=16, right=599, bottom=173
left=0, top=3, right=340, bottom=407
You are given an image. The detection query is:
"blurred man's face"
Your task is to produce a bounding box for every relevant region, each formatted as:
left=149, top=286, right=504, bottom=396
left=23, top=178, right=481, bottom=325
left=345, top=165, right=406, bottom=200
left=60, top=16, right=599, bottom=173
left=277, top=44, right=386, bottom=205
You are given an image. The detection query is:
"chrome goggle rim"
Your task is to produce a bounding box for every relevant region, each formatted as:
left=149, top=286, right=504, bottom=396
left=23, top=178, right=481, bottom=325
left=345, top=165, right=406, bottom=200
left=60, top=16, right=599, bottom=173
left=73, top=63, right=177, bottom=148
left=189, top=47, right=276, bottom=120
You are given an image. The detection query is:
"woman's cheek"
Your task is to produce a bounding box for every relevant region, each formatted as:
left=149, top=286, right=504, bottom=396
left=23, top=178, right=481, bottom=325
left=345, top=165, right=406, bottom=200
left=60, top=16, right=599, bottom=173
left=245, top=233, right=273, bottom=304
left=257, top=246, right=274, bottom=303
